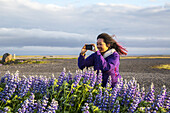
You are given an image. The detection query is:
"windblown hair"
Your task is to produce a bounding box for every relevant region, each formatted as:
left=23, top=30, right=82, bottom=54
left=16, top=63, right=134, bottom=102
left=97, top=33, right=128, bottom=55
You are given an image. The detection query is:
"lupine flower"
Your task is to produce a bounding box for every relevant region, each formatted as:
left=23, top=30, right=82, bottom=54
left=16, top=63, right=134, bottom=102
left=82, top=69, right=90, bottom=84
left=90, top=71, right=97, bottom=88
left=96, top=70, right=102, bottom=85
left=67, top=71, right=73, bottom=83
left=46, top=99, right=58, bottom=112
left=81, top=103, right=90, bottom=113
left=141, top=86, right=145, bottom=101
left=0, top=69, right=170, bottom=112
left=164, top=91, right=170, bottom=110
left=0, top=71, right=10, bottom=83
left=71, top=70, right=82, bottom=93
left=121, top=81, right=128, bottom=105
left=89, top=68, right=94, bottom=81
left=129, top=84, right=141, bottom=113
left=154, top=85, right=167, bottom=110
left=93, top=86, right=102, bottom=107
left=112, top=100, right=120, bottom=113
left=56, top=68, right=66, bottom=90
left=144, top=83, right=155, bottom=103
left=87, top=92, right=93, bottom=103
left=102, top=90, right=110, bottom=111
left=48, top=74, right=55, bottom=87
left=17, top=75, right=33, bottom=97
left=18, top=93, right=37, bottom=113
left=41, top=95, right=49, bottom=111
left=0, top=72, right=19, bottom=103
left=106, top=76, right=112, bottom=88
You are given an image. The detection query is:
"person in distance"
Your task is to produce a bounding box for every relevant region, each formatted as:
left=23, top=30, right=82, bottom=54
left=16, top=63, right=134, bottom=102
left=78, top=33, right=128, bottom=88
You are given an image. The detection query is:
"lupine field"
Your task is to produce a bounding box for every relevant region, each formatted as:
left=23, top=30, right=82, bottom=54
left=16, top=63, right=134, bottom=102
left=0, top=68, right=169, bottom=113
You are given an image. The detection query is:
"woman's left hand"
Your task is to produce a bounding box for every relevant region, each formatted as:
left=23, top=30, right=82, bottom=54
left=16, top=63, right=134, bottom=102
left=91, top=44, right=98, bottom=52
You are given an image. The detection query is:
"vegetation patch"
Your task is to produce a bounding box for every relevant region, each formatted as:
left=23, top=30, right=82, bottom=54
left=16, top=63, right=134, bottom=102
left=152, top=64, right=170, bottom=70
left=0, top=59, right=49, bottom=65
left=0, top=69, right=169, bottom=112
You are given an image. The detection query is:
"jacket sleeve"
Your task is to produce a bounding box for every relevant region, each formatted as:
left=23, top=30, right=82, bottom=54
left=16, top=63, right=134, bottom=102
left=95, top=51, right=119, bottom=72
left=78, top=53, right=95, bottom=70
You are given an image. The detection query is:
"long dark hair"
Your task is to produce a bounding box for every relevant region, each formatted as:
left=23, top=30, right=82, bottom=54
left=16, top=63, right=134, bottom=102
left=97, top=33, right=128, bottom=55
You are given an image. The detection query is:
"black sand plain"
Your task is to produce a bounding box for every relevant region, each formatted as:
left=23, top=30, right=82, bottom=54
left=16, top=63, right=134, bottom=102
left=0, top=57, right=170, bottom=95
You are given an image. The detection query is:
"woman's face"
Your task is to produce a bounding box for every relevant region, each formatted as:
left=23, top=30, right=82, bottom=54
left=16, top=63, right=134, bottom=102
left=97, top=38, right=109, bottom=53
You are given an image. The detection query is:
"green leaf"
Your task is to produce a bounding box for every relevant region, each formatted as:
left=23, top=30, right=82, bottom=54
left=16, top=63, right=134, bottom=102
left=60, top=97, right=65, bottom=101
left=64, top=103, right=71, bottom=106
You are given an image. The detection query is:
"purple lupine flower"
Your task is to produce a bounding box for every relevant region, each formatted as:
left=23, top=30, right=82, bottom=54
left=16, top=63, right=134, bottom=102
left=106, top=76, right=112, bottom=88
left=32, top=75, right=39, bottom=93
left=81, top=103, right=90, bottom=113
left=0, top=72, right=19, bottom=103
left=126, top=78, right=137, bottom=99
left=153, top=85, right=167, bottom=110
left=82, top=69, right=90, bottom=84
left=102, top=90, right=110, bottom=111
left=110, top=84, right=121, bottom=107
left=87, top=92, right=93, bottom=103
left=32, top=75, right=47, bottom=94
left=144, top=83, right=155, bottom=103
left=27, top=93, right=37, bottom=112
left=48, top=74, right=55, bottom=87
left=41, top=95, right=49, bottom=111
left=90, top=71, right=97, bottom=88
left=164, top=91, right=170, bottom=110
left=141, top=86, right=145, bottom=101
left=93, top=86, right=102, bottom=107
left=96, top=70, right=102, bottom=85
left=129, top=84, right=141, bottom=113
left=0, top=71, right=10, bottom=83
left=18, top=99, right=29, bottom=113
left=46, top=99, right=58, bottom=112
left=89, top=68, right=94, bottom=81
left=56, top=68, right=66, bottom=90
left=3, top=107, right=10, bottom=113
left=71, top=70, right=82, bottom=93
left=18, top=93, right=36, bottom=113
left=67, top=71, right=73, bottom=83
left=121, top=81, right=128, bottom=105
left=41, top=76, right=48, bottom=94
left=112, top=100, right=120, bottom=113
left=17, top=75, right=33, bottom=98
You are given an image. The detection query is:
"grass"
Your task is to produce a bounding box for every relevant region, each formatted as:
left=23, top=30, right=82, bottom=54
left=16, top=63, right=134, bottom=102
left=152, top=64, right=170, bottom=70
left=0, top=59, right=50, bottom=65
left=120, top=56, right=170, bottom=59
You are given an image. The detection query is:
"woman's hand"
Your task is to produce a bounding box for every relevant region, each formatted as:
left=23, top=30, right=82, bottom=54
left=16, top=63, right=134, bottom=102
left=91, top=44, right=98, bottom=52
left=80, top=44, right=87, bottom=56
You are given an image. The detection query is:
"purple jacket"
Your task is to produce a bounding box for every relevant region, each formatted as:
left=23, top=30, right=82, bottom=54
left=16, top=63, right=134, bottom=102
left=78, top=49, right=121, bottom=87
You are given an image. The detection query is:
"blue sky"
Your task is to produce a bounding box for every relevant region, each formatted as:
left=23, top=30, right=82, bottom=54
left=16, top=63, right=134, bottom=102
left=0, top=0, right=170, bottom=56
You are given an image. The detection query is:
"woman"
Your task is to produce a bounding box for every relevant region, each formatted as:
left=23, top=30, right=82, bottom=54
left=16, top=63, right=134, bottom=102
left=78, top=33, right=128, bottom=88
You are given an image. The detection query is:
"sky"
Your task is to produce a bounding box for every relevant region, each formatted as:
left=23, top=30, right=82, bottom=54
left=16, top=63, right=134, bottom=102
left=0, top=0, right=170, bottom=56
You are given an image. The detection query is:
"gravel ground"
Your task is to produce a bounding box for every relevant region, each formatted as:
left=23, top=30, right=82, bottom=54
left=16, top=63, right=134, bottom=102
left=0, top=58, right=170, bottom=95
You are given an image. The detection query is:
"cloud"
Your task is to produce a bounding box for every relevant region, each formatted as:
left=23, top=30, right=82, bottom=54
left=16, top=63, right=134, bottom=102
left=0, top=28, right=94, bottom=47
left=0, top=0, right=170, bottom=55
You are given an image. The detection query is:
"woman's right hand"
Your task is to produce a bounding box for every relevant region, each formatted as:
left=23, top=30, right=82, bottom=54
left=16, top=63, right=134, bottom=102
left=80, top=44, right=87, bottom=56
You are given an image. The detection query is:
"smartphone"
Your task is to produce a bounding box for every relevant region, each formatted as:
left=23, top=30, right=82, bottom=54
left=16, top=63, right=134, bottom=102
left=86, top=45, right=93, bottom=50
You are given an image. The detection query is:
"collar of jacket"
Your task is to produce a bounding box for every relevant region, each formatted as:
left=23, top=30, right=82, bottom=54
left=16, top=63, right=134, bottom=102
left=103, top=49, right=116, bottom=58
